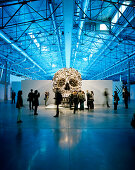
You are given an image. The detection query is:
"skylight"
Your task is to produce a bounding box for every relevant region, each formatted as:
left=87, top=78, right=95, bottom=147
left=52, top=64, right=56, bottom=68
left=89, top=54, right=93, bottom=60
left=28, top=33, right=40, bottom=48
left=111, top=1, right=131, bottom=28
left=42, top=46, right=48, bottom=52
left=100, top=24, right=108, bottom=31
left=83, top=58, right=88, bottom=61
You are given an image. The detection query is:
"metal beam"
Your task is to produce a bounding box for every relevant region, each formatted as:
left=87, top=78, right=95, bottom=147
left=0, top=64, right=32, bottom=79
left=86, top=14, right=135, bottom=72
left=48, top=0, right=65, bottom=67
left=0, top=0, right=39, bottom=7
left=113, top=3, right=133, bottom=28
left=27, top=3, right=46, bottom=20
left=72, top=0, right=90, bottom=66
left=16, top=23, right=32, bottom=41
left=0, top=30, right=46, bottom=76
left=91, top=51, right=135, bottom=80
left=64, top=0, right=74, bottom=68
left=0, top=53, right=42, bottom=79
left=101, top=0, right=135, bottom=8
left=3, top=4, right=24, bottom=28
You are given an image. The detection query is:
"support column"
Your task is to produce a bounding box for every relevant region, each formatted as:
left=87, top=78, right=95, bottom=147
left=127, top=60, right=130, bottom=98
left=4, top=61, right=8, bottom=101
left=119, top=74, right=122, bottom=81
left=64, top=0, right=74, bottom=68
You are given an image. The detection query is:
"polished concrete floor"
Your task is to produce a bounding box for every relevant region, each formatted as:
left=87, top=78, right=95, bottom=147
left=0, top=101, right=135, bottom=170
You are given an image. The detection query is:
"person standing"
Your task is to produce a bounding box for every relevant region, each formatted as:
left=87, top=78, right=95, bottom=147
left=69, top=92, right=73, bottom=109
left=54, top=88, right=62, bottom=117
left=73, top=91, right=79, bottom=114
left=46, top=92, right=49, bottom=105
left=28, top=89, right=34, bottom=110
left=123, top=87, right=130, bottom=109
left=11, top=91, right=16, bottom=104
left=33, top=90, right=40, bottom=115
left=86, top=90, right=91, bottom=110
left=89, top=91, right=94, bottom=109
left=79, top=91, right=85, bottom=110
left=16, top=90, right=23, bottom=123
left=103, top=88, right=110, bottom=108
left=44, top=92, right=47, bottom=106
left=44, top=92, right=49, bottom=106
left=113, top=91, right=119, bottom=110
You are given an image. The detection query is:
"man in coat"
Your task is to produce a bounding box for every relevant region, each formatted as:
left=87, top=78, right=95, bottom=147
left=33, top=90, right=40, bottom=115
left=28, top=89, right=34, bottom=110
left=54, top=88, right=62, bottom=117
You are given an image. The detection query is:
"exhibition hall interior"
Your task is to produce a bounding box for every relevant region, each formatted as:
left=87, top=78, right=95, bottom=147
left=0, top=0, right=135, bottom=169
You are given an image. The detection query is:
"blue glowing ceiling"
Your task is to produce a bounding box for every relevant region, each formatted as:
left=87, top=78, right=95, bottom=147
left=0, top=0, right=135, bottom=82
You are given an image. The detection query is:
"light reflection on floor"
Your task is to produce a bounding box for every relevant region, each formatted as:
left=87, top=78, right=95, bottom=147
left=0, top=101, right=135, bottom=170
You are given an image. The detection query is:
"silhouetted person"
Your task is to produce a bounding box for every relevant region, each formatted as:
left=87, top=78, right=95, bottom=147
left=16, top=91, right=23, bottom=123
left=113, top=91, right=119, bottom=110
left=86, top=90, right=91, bottom=110
left=11, top=91, right=16, bottom=104
left=54, top=88, right=62, bottom=117
left=73, top=91, right=79, bottom=114
left=78, top=91, right=85, bottom=110
left=103, top=88, right=110, bottom=108
left=28, top=89, right=34, bottom=110
left=33, top=90, right=40, bottom=115
left=44, top=92, right=49, bottom=106
left=89, top=91, right=94, bottom=109
left=69, top=93, right=73, bottom=109
left=123, top=87, right=130, bottom=109
left=131, top=114, right=135, bottom=128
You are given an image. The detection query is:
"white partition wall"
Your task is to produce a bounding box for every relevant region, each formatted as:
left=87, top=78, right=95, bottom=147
left=130, top=84, right=135, bottom=100
left=82, top=80, right=113, bottom=105
left=22, top=80, right=113, bottom=105
left=21, top=80, right=55, bottom=105
left=11, top=82, right=21, bottom=101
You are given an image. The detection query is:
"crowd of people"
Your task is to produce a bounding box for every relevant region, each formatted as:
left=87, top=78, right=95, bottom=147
left=16, top=89, right=40, bottom=123
left=54, top=87, right=132, bottom=117
left=68, top=90, right=93, bottom=114
left=27, top=89, right=40, bottom=115
left=11, top=86, right=134, bottom=127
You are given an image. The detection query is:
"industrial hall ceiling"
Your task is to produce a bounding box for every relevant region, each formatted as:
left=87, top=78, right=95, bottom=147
left=0, top=0, right=135, bottom=83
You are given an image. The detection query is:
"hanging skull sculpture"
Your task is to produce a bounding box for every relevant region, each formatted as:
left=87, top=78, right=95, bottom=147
left=52, top=68, right=82, bottom=94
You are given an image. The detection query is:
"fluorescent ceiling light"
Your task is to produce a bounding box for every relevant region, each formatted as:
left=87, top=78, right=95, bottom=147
left=89, top=54, right=93, bottom=59
left=76, top=42, right=79, bottom=48
left=52, top=64, right=56, bottom=68
left=42, top=46, right=48, bottom=52
left=83, top=58, right=88, bottom=61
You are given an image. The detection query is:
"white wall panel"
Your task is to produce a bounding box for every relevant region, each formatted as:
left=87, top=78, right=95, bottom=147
left=82, top=80, right=113, bottom=105
left=130, top=84, right=135, bottom=100
left=11, top=82, right=21, bottom=102
left=22, top=80, right=113, bottom=105
left=0, top=84, right=4, bottom=100
left=21, top=80, right=55, bottom=105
